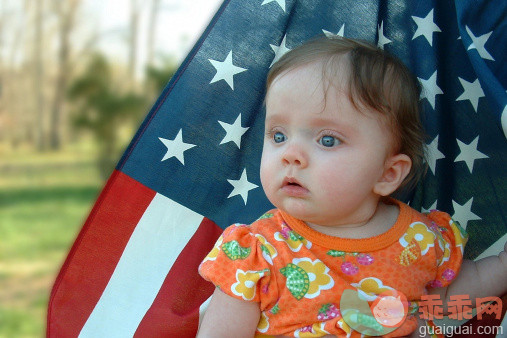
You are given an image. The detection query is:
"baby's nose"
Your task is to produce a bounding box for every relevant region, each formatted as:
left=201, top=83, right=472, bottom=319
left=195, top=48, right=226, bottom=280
left=282, top=144, right=308, bottom=168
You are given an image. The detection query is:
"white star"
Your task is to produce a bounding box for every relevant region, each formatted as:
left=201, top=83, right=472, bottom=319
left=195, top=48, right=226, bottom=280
left=158, top=129, right=196, bottom=165
left=419, top=71, right=443, bottom=109
left=454, top=136, right=488, bottom=173
left=426, top=135, right=445, bottom=174
left=452, top=197, right=481, bottom=230
left=466, top=26, right=494, bottom=61
left=421, top=200, right=438, bottom=214
left=456, top=77, right=485, bottom=112
left=209, top=51, right=247, bottom=90
left=270, top=35, right=291, bottom=67
left=261, top=0, right=286, bottom=12
left=377, top=21, right=392, bottom=49
left=323, top=24, right=345, bottom=38
left=411, top=9, right=441, bottom=46
left=227, top=169, right=259, bottom=204
left=218, top=114, right=249, bottom=148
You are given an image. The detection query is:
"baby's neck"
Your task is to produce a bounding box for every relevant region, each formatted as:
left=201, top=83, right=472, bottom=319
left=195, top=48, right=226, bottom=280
left=305, top=200, right=399, bottom=239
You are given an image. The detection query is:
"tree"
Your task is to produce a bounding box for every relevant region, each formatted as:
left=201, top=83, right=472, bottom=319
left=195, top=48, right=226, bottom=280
left=48, top=0, right=81, bottom=150
left=68, top=54, right=146, bottom=179
left=145, top=59, right=177, bottom=97
left=33, top=0, right=46, bottom=151
left=128, top=0, right=142, bottom=85
left=146, top=0, right=161, bottom=68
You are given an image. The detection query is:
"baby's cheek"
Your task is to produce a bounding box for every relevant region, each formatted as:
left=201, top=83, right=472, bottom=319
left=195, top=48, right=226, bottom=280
left=260, top=161, right=275, bottom=191
left=317, top=174, right=345, bottom=200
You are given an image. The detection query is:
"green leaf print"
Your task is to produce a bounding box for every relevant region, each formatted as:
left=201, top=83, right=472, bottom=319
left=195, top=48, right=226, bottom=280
left=453, top=219, right=468, bottom=239
left=289, top=231, right=304, bottom=242
left=257, top=212, right=274, bottom=220
left=355, top=313, right=383, bottom=332
left=222, top=240, right=251, bottom=260
left=261, top=244, right=270, bottom=256
left=327, top=250, right=346, bottom=257
left=269, top=303, right=280, bottom=314
left=280, top=263, right=310, bottom=300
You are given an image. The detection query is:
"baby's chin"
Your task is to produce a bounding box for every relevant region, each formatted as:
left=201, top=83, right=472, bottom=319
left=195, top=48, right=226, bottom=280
left=278, top=202, right=332, bottom=223
left=277, top=202, right=318, bottom=222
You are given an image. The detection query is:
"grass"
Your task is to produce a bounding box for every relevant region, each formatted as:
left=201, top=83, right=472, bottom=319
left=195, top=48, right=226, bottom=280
left=0, top=144, right=104, bottom=337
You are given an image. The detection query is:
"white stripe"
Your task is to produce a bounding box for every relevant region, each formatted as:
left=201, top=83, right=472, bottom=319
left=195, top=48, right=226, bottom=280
left=498, top=315, right=507, bottom=338
left=475, top=233, right=507, bottom=260
left=199, top=295, right=213, bottom=327
left=79, top=194, right=204, bottom=338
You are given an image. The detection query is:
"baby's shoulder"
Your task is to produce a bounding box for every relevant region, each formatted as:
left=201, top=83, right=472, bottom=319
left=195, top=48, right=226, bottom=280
left=222, top=209, right=281, bottom=238
left=405, top=204, right=467, bottom=240
left=399, top=200, right=451, bottom=225
left=248, top=208, right=283, bottom=234
left=410, top=206, right=454, bottom=228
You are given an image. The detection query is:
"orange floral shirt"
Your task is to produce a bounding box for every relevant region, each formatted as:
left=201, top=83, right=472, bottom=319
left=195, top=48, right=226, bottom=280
left=199, top=199, right=468, bottom=337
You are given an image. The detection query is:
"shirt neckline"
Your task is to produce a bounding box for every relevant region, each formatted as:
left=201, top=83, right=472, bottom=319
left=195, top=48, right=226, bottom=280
left=278, top=198, right=412, bottom=252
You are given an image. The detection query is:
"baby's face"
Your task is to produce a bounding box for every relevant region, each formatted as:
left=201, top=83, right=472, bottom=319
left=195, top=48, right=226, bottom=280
left=260, top=61, right=394, bottom=228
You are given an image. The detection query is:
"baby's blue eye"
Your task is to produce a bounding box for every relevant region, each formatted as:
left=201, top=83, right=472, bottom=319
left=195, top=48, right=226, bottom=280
left=273, top=132, right=286, bottom=143
left=320, top=135, right=339, bottom=147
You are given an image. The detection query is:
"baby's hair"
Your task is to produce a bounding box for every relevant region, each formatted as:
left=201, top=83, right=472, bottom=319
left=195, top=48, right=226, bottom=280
left=266, top=35, right=427, bottom=192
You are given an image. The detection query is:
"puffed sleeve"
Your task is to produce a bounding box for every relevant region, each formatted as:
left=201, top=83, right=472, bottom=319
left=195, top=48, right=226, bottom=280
left=199, top=223, right=276, bottom=306
left=426, top=211, right=469, bottom=288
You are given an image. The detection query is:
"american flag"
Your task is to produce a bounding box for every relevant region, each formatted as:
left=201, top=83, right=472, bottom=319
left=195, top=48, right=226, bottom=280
left=48, top=0, right=506, bottom=336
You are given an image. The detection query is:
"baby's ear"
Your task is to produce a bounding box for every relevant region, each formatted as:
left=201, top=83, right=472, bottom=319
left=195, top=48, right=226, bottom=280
left=374, top=154, right=412, bottom=196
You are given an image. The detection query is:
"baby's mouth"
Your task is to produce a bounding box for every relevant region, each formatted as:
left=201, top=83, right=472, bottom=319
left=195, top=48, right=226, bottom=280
left=281, top=177, right=308, bottom=196
left=283, top=177, right=302, bottom=187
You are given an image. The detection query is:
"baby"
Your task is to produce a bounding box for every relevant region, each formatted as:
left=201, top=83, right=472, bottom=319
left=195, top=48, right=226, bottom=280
left=197, top=36, right=507, bottom=337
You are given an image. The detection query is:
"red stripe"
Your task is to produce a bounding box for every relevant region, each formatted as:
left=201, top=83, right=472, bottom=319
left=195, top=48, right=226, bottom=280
left=47, top=170, right=156, bottom=337
left=134, top=218, right=222, bottom=337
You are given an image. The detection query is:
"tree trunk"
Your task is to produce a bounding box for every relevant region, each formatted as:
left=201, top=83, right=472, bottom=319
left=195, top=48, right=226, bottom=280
left=146, top=0, right=160, bottom=68
left=49, top=0, right=80, bottom=150
left=0, top=0, right=4, bottom=98
left=128, top=0, right=140, bottom=85
left=4, top=1, right=28, bottom=149
left=33, top=0, right=46, bottom=151
left=0, top=0, right=4, bottom=104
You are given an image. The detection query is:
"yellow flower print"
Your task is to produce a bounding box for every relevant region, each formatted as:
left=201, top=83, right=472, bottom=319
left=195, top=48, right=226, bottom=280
left=351, top=277, right=394, bottom=301
left=202, top=235, right=223, bottom=263
left=293, top=258, right=334, bottom=299
left=336, top=317, right=351, bottom=336
left=294, top=322, right=329, bottom=337
left=399, top=222, right=435, bottom=255
left=255, top=234, right=278, bottom=265
left=449, top=218, right=468, bottom=255
left=257, top=312, right=269, bottom=333
left=231, top=269, right=269, bottom=301
left=435, top=234, right=451, bottom=266
left=434, top=218, right=468, bottom=266
left=274, top=223, right=312, bottom=252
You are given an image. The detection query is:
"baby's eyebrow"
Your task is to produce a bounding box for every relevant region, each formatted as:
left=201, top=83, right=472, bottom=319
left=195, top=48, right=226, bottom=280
left=264, top=113, right=286, bottom=125
left=309, top=115, right=352, bottom=130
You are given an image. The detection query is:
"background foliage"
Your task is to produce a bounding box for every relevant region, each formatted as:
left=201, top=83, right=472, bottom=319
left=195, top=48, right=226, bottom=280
left=0, top=0, right=187, bottom=335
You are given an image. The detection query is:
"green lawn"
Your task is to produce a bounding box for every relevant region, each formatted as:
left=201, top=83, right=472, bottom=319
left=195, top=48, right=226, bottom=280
left=0, top=146, right=104, bottom=337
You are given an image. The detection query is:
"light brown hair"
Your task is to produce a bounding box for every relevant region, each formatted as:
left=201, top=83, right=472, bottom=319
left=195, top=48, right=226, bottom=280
left=266, top=36, right=427, bottom=192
